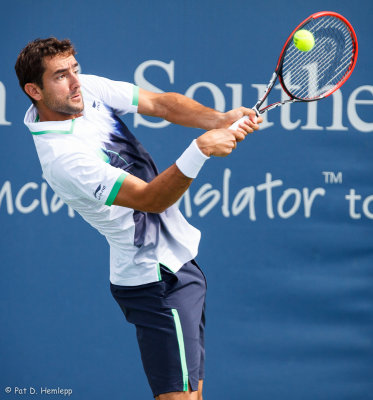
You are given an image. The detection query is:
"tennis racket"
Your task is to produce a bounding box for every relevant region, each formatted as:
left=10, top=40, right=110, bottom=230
left=230, top=11, right=358, bottom=130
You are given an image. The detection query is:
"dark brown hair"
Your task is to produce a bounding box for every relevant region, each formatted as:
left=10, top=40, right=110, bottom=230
left=15, top=37, right=76, bottom=103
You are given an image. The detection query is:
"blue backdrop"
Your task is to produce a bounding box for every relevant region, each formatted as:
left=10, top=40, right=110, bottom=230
left=1, top=1, right=372, bottom=399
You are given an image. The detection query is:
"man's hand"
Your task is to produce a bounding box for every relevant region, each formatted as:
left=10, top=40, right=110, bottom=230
left=196, top=128, right=246, bottom=157
left=218, top=107, right=263, bottom=134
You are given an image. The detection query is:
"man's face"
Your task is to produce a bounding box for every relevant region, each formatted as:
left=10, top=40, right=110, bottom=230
left=38, top=54, right=84, bottom=118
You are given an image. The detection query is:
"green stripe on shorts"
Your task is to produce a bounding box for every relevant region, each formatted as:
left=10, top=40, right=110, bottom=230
left=156, top=263, right=162, bottom=281
left=171, top=308, right=189, bottom=391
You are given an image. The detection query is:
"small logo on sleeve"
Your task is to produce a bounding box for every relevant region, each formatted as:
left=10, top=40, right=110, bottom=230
left=93, top=184, right=106, bottom=200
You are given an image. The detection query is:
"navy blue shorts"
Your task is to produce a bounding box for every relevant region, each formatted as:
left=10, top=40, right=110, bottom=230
left=110, top=260, right=207, bottom=397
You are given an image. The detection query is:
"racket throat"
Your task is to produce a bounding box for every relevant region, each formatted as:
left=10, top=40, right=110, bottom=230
left=253, top=72, right=279, bottom=115
left=261, top=98, right=302, bottom=113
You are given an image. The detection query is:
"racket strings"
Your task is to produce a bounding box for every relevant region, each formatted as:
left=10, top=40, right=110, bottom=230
left=284, top=18, right=349, bottom=84
left=286, top=29, right=350, bottom=83
left=288, top=31, right=352, bottom=93
left=281, top=16, right=355, bottom=99
left=287, top=24, right=350, bottom=96
left=287, top=38, right=351, bottom=96
left=285, top=19, right=352, bottom=97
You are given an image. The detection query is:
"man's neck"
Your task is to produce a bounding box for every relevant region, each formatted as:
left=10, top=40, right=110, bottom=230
left=36, top=103, right=83, bottom=122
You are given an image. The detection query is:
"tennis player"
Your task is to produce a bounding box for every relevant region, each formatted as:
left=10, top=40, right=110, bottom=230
left=15, top=37, right=262, bottom=400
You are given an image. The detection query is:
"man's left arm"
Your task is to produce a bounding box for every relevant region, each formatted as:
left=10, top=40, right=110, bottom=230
left=137, top=88, right=262, bottom=133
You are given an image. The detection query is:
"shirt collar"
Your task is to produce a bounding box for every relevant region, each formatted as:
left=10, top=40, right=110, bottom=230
left=24, top=104, right=78, bottom=135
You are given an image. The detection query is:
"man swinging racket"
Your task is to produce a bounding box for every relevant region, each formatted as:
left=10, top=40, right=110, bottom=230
left=15, top=37, right=262, bottom=399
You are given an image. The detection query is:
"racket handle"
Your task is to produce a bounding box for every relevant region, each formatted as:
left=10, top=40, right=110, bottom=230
left=228, top=106, right=259, bottom=130
left=229, top=116, right=249, bottom=130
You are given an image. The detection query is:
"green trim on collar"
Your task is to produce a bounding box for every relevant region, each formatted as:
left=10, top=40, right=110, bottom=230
left=105, top=173, right=127, bottom=206
left=132, top=85, right=139, bottom=107
left=30, top=118, right=76, bottom=135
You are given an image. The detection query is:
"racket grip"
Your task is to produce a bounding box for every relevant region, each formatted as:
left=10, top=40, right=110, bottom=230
left=229, top=106, right=259, bottom=130
left=228, top=116, right=249, bottom=130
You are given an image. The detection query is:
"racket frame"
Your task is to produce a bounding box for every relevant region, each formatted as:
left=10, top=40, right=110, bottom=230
left=253, top=11, right=358, bottom=116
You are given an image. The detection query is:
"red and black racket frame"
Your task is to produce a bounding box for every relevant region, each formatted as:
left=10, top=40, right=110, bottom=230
left=253, top=11, right=358, bottom=116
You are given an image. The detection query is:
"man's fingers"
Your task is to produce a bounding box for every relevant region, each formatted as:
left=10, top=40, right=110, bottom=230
left=230, top=129, right=246, bottom=142
left=197, top=127, right=250, bottom=157
left=248, top=117, right=261, bottom=130
left=240, top=108, right=263, bottom=127
left=237, top=118, right=260, bottom=134
left=236, top=127, right=250, bottom=137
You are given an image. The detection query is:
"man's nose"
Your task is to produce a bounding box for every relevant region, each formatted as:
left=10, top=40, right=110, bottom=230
left=70, top=72, right=80, bottom=90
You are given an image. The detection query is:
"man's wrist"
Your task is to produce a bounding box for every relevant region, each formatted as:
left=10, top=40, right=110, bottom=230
left=176, top=139, right=210, bottom=179
left=195, top=137, right=212, bottom=157
left=208, top=111, right=225, bottom=130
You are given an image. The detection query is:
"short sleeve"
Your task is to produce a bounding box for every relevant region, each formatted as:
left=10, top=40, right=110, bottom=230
left=49, top=150, right=128, bottom=207
left=79, top=74, right=138, bottom=115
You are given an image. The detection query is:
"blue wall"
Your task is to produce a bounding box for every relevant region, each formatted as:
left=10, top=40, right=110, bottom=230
left=1, top=1, right=372, bottom=399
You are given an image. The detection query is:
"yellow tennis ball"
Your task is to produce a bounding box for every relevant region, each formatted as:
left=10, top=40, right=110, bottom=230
left=293, top=29, right=315, bottom=52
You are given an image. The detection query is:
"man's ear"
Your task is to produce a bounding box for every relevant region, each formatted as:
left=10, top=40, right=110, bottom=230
left=24, top=83, right=42, bottom=102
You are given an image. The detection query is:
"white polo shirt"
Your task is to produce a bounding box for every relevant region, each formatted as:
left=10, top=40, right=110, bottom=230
left=24, top=74, right=201, bottom=286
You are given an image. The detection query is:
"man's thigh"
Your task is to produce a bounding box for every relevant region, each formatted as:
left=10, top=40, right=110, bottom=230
left=111, top=260, right=207, bottom=398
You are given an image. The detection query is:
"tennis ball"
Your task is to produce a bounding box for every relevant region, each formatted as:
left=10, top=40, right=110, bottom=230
left=293, top=29, right=315, bottom=52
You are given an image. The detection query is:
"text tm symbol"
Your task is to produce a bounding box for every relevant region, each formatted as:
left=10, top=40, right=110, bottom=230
left=322, top=171, right=343, bottom=184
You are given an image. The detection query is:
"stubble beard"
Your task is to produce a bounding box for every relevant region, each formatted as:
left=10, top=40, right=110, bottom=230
left=43, top=91, right=84, bottom=116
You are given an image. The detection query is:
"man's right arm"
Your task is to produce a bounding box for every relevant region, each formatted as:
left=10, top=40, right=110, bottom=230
left=112, top=128, right=245, bottom=213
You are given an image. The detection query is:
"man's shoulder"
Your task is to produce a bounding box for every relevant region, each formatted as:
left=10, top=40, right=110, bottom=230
left=79, top=73, right=100, bottom=86
left=79, top=73, right=128, bottom=90
left=79, top=74, right=137, bottom=116
left=79, top=74, right=116, bottom=104
left=79, top=74, right=101, bottom=97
